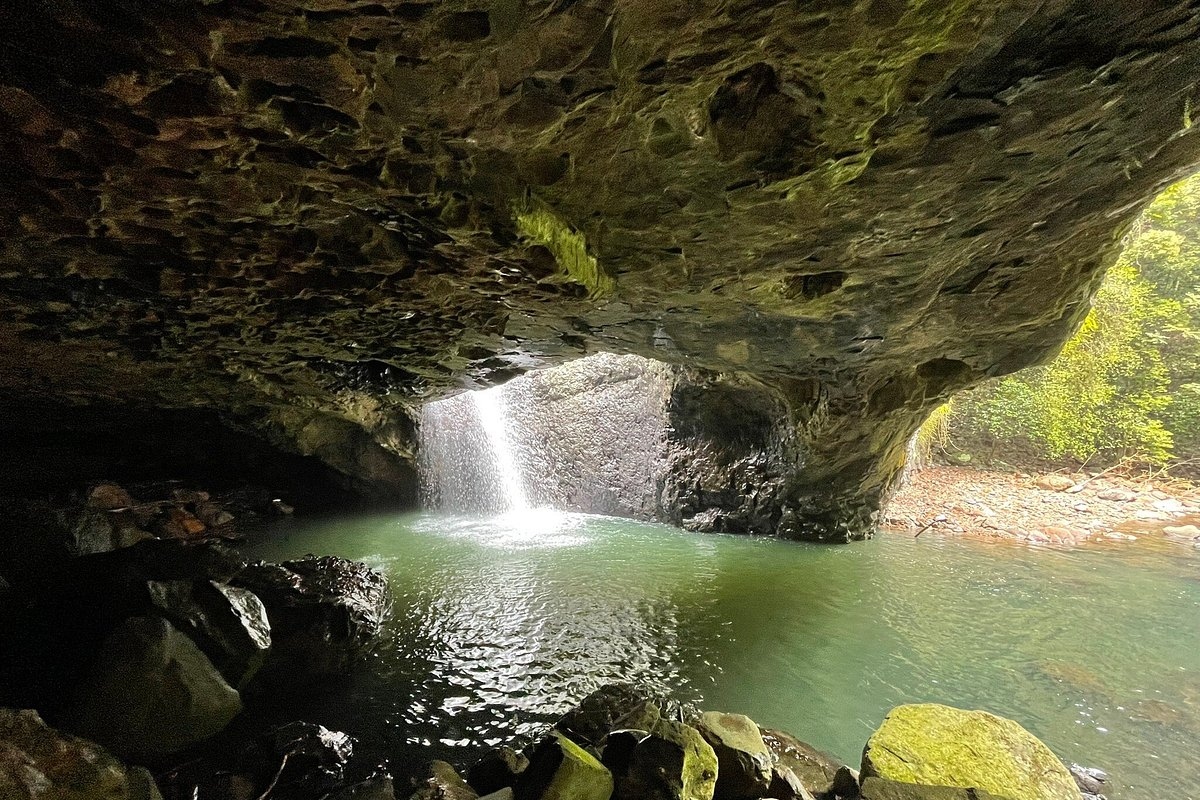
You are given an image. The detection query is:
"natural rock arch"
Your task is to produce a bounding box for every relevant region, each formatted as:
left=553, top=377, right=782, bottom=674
left=2, top=0, right=1200, bottom=538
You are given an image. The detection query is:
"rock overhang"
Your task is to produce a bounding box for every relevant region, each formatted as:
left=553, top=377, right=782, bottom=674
left=2, top=0, right=1200, bottom=538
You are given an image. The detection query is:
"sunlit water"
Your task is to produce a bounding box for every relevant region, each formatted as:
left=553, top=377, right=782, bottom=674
left=240, top=512, right=1200, bottom=800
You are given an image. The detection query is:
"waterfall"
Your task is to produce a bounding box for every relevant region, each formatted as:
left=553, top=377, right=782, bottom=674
left=471, top=386, right=529, bottom=511
left=418, top=384, right=530, bottom=514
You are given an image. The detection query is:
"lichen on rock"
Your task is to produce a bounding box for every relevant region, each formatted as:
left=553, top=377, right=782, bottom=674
left=860, top=704, right=1082, bottom=800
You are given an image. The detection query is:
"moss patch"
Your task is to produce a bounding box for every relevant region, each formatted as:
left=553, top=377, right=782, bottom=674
left=861, top=704, right=1081, bottom=800
left=515, top=199, right=616, bottom=299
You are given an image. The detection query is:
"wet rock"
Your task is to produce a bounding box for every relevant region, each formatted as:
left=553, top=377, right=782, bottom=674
left=469, top=746, right=530, bottom=795
left=1068, top=764, right=1107, bottom=800
left=88, top=483, right=137, bottom=511
left=831, top=765, right=861, bottom=798
left=232, top=555, right=390, bottom=683
left=479, top=790, right=515, bottom=800
left=599, top=729, right=647, bottom=778
left=330, top=776, right=398, bottom=800
left=0, top=708, right=163, bottom=800
left=241, top=721, right=356, bottom=800
left=860, top=704, right=1079, bottom=800
left=695, top=711, right=772, bottom=800
left=154, top=506, right=207, bottom=539
left=413, top=760, right=479, bottom=800
left=516, top=732, right=613, bottom=800
left=557, top=683, right=675, bottom=747
left=761, top=728, right=846, bottom=798
left=859, top=777, right=1002, bottom=800
left=64, top=615, right=242, bottom=759
left=147, top=578, right=272, bottom=689
left=767, top=766, right=816, bottom=800
left=611, top=720, right=717, bottom=800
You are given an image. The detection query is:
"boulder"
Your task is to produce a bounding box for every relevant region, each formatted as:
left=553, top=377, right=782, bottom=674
left=860, top=705, right=1081, bottom=800
left=147, top=579, right=272, bottom=689
left=1068, top=765, right=1107, bottom=800
left=0, top=708, right=163, bottom=800
left=557, top=683, right=675, bottom=747
left=767, top=766, right=815, bottom=800
left=469, top=746, right=530, bottom=795
left=612, top=720, right=717, bottom=800
left=761, top=728, right=846, bottom=798
left=331, top=776, right=398, bottom=800
left=694, top=712, right=772, bottom=800
left=64, top=615, right=242, bottom=758
left=232, top=555, right=391, bottom=683
left=412, top=761, right=479, bottom=800
left=240, top=721, right=356, bottom=800
left=87, top=483, right=137, bottom=510
left=515, top=732, right=613, bottom=800
left=859, top=777, right=1003, bottom=800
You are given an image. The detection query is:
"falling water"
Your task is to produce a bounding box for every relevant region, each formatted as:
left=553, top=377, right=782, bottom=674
left=470, top=386, right=529, bottom=511
left=418, top=384, right=531, bottom=514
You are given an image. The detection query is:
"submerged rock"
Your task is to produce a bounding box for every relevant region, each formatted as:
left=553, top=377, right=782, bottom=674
left=516, top=732, right=613, bottom=800
left=0, top=708, right=163, bottom=800
left=1068, top=765, right=1108, bottom=800
left=232, top=555, right=390, bottom=683
left=860, top=704, right=1081, bottom=800
left=64, top=615, right=242, bottom=758
left=760, top=727, right=846, bottom=798
left=694, top=711, right=772, bottom=800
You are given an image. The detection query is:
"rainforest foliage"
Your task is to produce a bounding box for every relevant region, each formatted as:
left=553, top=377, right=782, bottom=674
left=943, top=174, right=1200, bottom=467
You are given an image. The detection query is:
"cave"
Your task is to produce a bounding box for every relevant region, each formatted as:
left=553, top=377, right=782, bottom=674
left=2, top=1, right=1199, bottom=799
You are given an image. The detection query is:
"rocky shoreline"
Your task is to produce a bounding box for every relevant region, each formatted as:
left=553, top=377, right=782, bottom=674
left=885, top=466, right=1200, bottom=547
left=1, top=481, right=1112, bottom=800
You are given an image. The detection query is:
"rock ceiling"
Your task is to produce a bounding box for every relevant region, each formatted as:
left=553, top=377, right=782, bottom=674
left=2, top=0, right=1200, bottom=528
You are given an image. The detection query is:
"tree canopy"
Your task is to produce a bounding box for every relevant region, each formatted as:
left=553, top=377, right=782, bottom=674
left=943, top=173, right=1200, bottom=468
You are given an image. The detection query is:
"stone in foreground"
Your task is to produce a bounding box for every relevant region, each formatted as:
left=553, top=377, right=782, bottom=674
left=411, top=761, right=479, bottom=800
left=64, top=615, right=242, bottom=758
left=860, top=704, right=1081, bottom=800
left=695, top=711, right=773, bottom=800
left=761, top=727, right=846, bottom=798
left=860, top=777, right=1003, bottom=800
left=0, top=708, right=162, bottom=800
left=515, top=732, right=613, bottom=800
left=232, top=555, right=390, bottom=682
left=613, top=720, right=718, bottom=800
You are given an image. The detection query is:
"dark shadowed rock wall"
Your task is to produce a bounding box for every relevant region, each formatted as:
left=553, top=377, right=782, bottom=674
left=4, top=1, right=1200, bottom=536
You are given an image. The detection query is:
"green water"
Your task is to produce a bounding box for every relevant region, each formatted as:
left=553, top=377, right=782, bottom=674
left=242, top=510, right=1200, bottom=800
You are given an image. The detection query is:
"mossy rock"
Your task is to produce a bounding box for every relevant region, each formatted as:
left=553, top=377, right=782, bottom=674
left=860, top=705, right=1081, bottom=800
left=695, top=712, right=771, bottom=800
left=516, top=732, right=613, bottom=800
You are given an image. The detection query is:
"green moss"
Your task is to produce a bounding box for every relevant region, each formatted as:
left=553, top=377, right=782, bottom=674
left=541, top=732, right=615, bottom=800
left=515, top=199, right=616, bottom=299
left=861, top=704, right=1080, bottom=800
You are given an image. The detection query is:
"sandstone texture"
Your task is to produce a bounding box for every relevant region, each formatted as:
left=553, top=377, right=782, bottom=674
left=3, top=2, right=1200, bottom=537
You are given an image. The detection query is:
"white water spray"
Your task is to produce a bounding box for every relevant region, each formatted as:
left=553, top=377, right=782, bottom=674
left=470, top=386, right=529, bottom=512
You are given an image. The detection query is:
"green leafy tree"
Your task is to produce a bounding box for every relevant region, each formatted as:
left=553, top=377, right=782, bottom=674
left=945, top=173, right=1200, bottom=467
